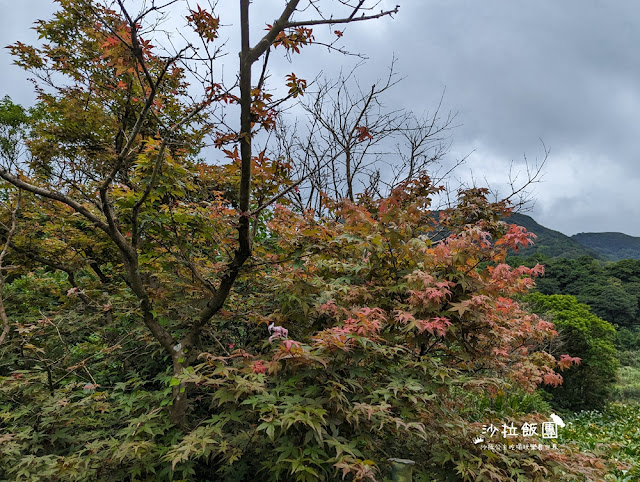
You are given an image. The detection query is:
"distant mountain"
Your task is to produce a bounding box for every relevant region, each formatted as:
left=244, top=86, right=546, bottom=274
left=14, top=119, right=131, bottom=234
left=506, top=213, right=599, bottom=259
left=571, top=232, right=640, bottom=261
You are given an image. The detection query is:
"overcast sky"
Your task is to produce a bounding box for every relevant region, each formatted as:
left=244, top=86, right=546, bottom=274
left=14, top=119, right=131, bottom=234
left=2, top=1, right=640, bottom=236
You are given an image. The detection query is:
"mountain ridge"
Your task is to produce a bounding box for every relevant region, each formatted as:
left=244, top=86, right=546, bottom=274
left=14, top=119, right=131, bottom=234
left=507, top=213, right=640, bottom=261
left=570, top=231, right=640, bottom=261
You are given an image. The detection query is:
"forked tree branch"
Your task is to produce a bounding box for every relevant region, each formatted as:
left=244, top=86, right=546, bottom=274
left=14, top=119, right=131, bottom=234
left=249, top=1, right=399, bottom=63
left=0, top=168, right=109, bottom=232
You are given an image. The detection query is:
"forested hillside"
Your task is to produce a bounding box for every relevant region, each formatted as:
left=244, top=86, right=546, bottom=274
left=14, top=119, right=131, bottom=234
left=507, top=255, right=640, bottom=327
left=507, top=213, right=598, bottom=259
left=506, top=213, right=640, bottom=261
left=572, top=232, right=640, bottom=261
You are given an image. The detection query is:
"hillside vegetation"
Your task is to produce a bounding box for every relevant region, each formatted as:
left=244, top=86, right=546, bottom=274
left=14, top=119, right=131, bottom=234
left=507, top=213, right=640, bottom=261
left=508, top=214, right=598, bottom=259
left=572, top=232, right=640, bottom=261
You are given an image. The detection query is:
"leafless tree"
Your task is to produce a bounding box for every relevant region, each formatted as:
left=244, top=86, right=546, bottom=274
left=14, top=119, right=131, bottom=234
left=270, top=63, right=461, bottom=214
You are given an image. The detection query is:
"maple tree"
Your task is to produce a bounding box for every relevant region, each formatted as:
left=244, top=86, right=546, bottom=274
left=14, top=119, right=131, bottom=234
left=0, top=0, right=399, bottom=427
left=0, top=1, right=617, bottom=480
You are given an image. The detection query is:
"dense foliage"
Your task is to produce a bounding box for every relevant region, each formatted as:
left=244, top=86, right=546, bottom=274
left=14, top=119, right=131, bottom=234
left=509, top=255, right=640, bottom=327
left=0, top=1, right=624, bottom=480
left=524, top=293, right=618, bottom=410
left=0, top=182, right=602, bottom=480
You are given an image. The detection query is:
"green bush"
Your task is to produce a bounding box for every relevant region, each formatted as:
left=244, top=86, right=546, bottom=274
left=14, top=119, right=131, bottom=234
left=525, top=293, right=619, bottom=410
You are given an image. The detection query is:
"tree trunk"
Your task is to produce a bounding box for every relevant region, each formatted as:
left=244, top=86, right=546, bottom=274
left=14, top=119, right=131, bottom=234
left=169, top=347, right=188, bottom=428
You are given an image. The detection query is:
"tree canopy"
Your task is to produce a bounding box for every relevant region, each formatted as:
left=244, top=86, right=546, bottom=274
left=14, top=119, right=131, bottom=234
left=525, top=293, right=618, bottom=410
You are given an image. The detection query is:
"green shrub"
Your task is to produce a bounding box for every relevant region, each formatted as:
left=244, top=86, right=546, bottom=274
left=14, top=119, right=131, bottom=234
left=525, top=293, right=619, bottom=410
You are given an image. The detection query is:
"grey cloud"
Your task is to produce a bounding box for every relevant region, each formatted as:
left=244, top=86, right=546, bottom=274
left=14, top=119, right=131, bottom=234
left=2, top=1, right=640, bottom=236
